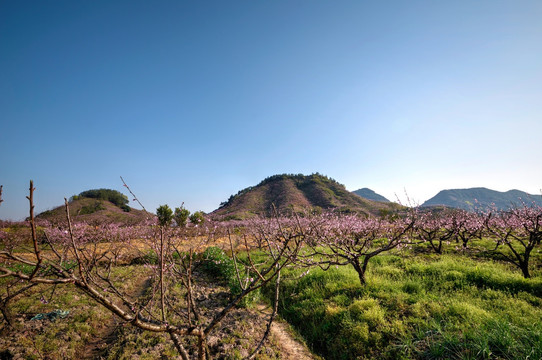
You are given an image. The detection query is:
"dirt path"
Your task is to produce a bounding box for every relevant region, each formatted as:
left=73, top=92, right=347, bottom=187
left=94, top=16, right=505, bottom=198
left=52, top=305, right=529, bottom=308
left=81, top=278, right=152, bottom=359
left=256, top=304, right=316, bottom=360
left=270, top=320, right=315, bottom=359
left=81, top=319, right=121, bottom=359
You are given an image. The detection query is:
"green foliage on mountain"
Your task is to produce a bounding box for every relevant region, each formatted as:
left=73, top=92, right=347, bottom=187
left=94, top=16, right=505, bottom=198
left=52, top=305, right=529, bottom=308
left=422, top=187, right=542, bottom=211
left=37, top=191, right=150, bottom=225
left=214, top=173, right=402, bottom=219
left=352, top=188, right=390, bottom=202
left=77, top=189, right=130, bottom=211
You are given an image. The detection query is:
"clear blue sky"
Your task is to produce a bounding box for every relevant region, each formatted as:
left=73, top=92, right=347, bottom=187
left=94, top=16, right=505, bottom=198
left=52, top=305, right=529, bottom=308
left=1, top=1, right=541, bottom=220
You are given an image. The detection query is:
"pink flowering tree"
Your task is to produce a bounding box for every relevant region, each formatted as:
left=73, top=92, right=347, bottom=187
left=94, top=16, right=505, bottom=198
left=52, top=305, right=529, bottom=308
left=485, top=204, right=542, bottom=278
left=413, top=211, right=455, bottom=254
left=300, top=212, right=415, bottom=285
left=450, top=209, right=485, bottom=249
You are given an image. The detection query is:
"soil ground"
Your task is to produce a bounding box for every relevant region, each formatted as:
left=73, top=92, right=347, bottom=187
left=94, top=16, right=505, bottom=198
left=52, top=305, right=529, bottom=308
left=92, top=268, right=317, bottom=359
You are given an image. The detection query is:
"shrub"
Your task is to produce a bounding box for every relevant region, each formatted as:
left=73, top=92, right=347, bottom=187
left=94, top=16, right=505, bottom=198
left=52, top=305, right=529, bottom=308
left=78, top=189, right=129, bottom=208
left=174, top=206, right=190, bottom=227
left=156, top=205, right=173, bottom=227
left=202, top=247, right=236, bottom=280
left=189, top=211, right=205, bottom=225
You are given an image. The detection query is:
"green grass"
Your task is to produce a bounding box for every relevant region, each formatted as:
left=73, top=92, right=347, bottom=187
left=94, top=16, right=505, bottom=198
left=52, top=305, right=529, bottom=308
left=3, top=236, right=540, bottom=359
left=271, top=253, right=542, bottom=360
left=202, top=246, right=261, bottom=307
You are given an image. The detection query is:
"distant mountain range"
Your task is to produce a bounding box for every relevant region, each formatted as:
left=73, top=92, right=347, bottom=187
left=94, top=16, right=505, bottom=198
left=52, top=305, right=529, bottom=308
left=212, top=173, right=402, bottom=220
left=352, top=188, right=390, bottom=202
left=421, top=187, right=542, bottom=211
left=35, top=183, right=541, bottom=224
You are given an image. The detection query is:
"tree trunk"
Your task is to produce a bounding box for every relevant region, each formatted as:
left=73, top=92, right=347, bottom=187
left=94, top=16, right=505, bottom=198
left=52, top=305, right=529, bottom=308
left=352, top=257, right=371, bottom=286
left=520, top=256, right=531, bottom=279
left=0, top=302, right=15, bottom=328
left=160, top=228, right=166, bottom=322
left=520, top=247, right=532, bottom=279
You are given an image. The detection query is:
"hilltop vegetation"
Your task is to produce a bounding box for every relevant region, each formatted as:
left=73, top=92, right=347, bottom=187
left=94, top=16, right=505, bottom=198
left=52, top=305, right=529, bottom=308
left=213, top=173, right=402, bottom=219
left=36, top=189, right=150, bottom=225
left=75, top=189, right=130, bottom=211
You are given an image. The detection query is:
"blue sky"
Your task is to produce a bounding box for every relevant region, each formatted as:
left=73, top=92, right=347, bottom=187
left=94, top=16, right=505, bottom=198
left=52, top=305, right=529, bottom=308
left=1, top=1, right=541, bottom=220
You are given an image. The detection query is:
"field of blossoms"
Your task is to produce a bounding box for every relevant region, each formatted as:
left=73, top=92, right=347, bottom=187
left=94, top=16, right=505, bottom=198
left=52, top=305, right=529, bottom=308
left=1, top=182, right=541, bottom=359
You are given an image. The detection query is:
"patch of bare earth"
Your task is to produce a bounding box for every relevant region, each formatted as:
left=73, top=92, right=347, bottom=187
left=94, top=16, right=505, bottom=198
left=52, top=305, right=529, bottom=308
left=99, top=269, right=316, bottom=359
left=255, top=304, right=315, bottom=360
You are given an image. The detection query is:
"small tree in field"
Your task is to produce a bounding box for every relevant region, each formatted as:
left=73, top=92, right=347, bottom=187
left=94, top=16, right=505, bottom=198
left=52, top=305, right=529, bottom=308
left=174, top=206, right=190, bottom=228
left=485, top=204, right=542, bottom=278
left=157, top=204, right=173, bottom=227
left=189, top=211, right=205, bottom=225
left=301, top=212, right=415, bottom=285
left=451, top=209, right=484, bottom=249
left=414, top=211, right=454, bottom=254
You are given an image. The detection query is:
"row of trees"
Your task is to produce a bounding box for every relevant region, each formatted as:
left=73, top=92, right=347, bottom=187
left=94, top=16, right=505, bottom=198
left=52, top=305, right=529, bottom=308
left=293, top=205, right=540, bottom=282
left=157, top=204, right=206, bottom=227
left=1, top=181, right=541, bottom=358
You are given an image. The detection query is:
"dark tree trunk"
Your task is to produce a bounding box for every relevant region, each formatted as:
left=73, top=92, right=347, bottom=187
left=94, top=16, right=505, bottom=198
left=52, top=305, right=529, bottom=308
left=352, top=256, right=372, bottom=286
left=520, top=249, right=531, bottom=278
left=0, top=303, right=14, bottom=328
left=520, top=263, right=531, bottom=279
left=351, top=258, right=366, bottom=285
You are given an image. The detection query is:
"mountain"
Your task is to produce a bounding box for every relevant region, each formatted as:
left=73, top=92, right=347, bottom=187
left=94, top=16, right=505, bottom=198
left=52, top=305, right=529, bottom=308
left=37, top=189, right=151, bottom=225
left=212, top=173, right=403, bottom=219
left=352, top=188, right=390, bottom=202
left=421, top=187, right=542, bottom=211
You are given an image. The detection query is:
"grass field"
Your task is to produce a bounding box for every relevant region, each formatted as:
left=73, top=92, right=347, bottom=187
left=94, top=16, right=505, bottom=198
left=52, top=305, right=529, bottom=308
left=269, top=247, right=542, bottom=360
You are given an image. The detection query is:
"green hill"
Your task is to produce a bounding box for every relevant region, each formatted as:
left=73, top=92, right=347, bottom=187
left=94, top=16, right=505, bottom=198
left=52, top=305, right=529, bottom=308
left=212, top=173, right=403, bottom=219
left=37, top=189, right=151, bottom=225
left=352, top=188, right=390, bottom=202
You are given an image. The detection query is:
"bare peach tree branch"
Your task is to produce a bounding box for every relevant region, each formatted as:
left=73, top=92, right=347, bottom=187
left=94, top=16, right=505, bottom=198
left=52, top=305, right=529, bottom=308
left=1, top=181, right=303, bottom=359
left=64, top=198, right=88, bottom=285
left=26, top=181, right=42, bottom=280
left=120, top=176, right=148, bottom=213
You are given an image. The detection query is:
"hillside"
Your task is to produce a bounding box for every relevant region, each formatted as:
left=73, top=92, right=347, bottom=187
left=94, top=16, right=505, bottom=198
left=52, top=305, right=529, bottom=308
left=352, top=188, right=390, bottom=202
left=37, top=189, right=151, bottom=225
left=422, top=187, right=542, bottom=211
left=212, top=173, right=402, bottom=219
